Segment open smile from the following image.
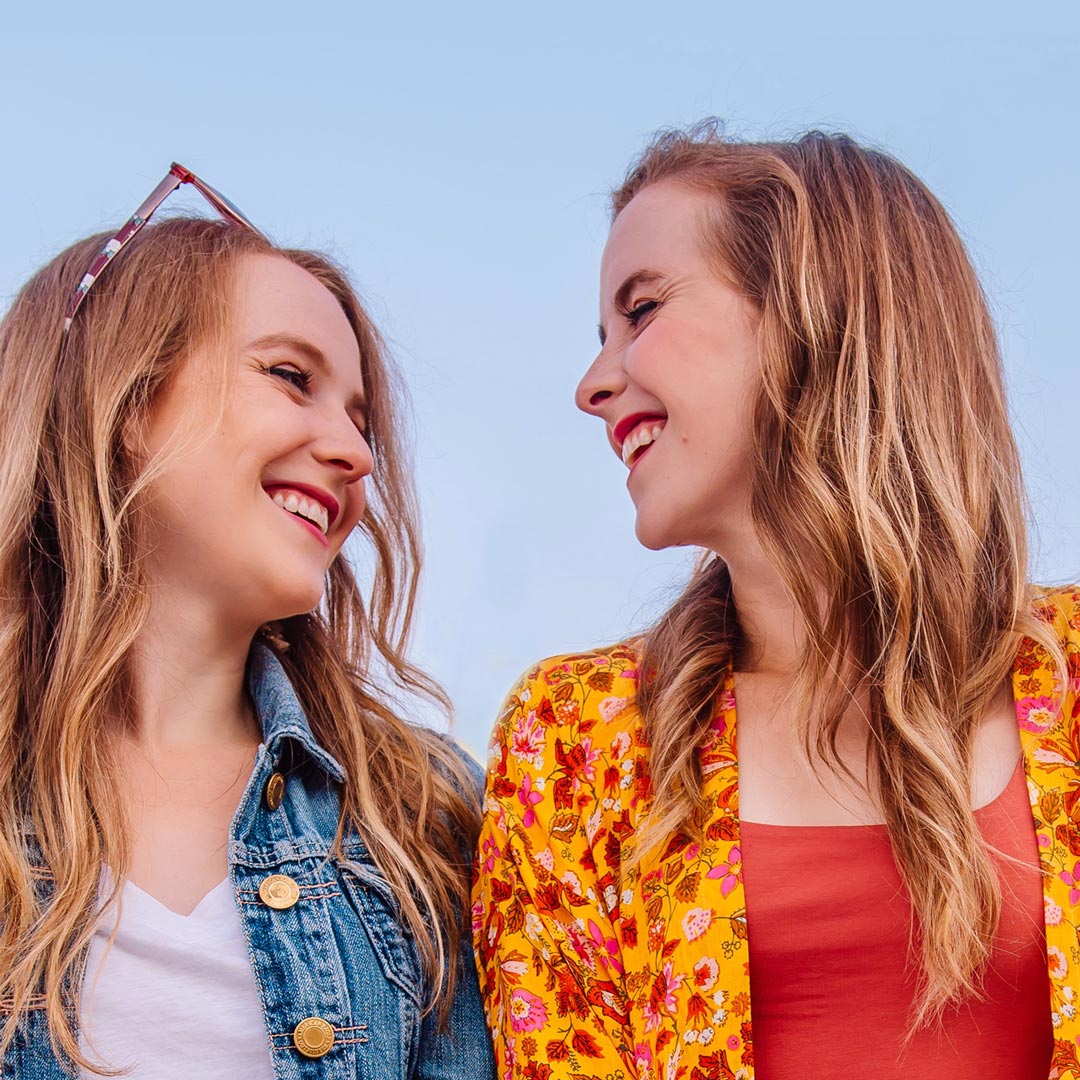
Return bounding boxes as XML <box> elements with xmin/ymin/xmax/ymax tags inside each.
<box><xmin>263</xmin><ymin>483</ymin><xmax>339</xmax><ymax>547</ymax></box>
<box><xmin>614</xmin><ymin>413</ymin><xmax>668</xmax><ymax>469</ymax></box>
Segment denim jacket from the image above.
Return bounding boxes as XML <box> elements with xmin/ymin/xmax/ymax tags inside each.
<box><xmin>6</xmin><ymin>644</ymin><xmax>496</xmax><ymax>1079</ymax></box>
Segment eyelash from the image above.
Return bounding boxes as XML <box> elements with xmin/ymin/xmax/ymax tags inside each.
<box><xmin>625</xmin><ymin>299</ymin><xmax>659</xmax><ymax>327</ymax></box>
<box><xmin>261</xmin><ymin>361</ymin><xmax>370</xmax><ymax>440</ymax></box>
<box><xmin>265</xmin><ymin>363</ymin><xmax>313</xmax><ymax>393</ymax></box>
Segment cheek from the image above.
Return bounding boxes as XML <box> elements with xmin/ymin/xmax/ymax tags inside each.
<box><xmin>330</xmin><ymin>481</ymin><xmax>367</xmax><ymax>557</ymax></box>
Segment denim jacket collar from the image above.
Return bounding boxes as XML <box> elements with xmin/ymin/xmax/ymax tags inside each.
<box><xmin>247</xmin><ymin>643</ymin><xmax>346</xmax><ymax>783</ymax></box>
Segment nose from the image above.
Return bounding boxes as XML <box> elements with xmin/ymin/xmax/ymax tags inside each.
<box><xmin>575</xmin><ymin>345</ymin><xmax>626</xmax><ymax>417</ymax></box>
<box><xmin>315</xmin><ymin>410</ymin><xmax>374</xmax><ymax>483</ymax></box>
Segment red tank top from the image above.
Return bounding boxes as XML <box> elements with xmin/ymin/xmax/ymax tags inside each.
<box><xmin>738</xmin><ymin>759</ymin><xmax>1051</xmax><ymax>1078</ymax></box>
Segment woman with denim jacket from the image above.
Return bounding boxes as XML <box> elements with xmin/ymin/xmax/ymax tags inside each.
<box><xmin>0</xmin><ymin>166</ymin><xmax>495</xmax><ymax>1079</ymax></box>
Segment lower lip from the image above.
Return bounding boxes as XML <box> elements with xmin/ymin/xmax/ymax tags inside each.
<box><xmin>272</xmin><ymin>499</ymin><xmax>330</xmax><ymax>548</ymax></box>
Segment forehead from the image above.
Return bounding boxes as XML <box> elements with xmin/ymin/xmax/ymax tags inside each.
<box><xmin>231</xmin><ymin>254</ymin><xmax>361</xmax><ymax>372</ymax></box>
<box><xmin>600</xmin><ymin>180</ymin><xmax>718</xmax><ymax>299</ymax></box>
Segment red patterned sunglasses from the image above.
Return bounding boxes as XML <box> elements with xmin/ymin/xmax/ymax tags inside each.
<box><xmin>63</xmin><ymin>162</ymin><xmax>265</xmax><ymax>333</ymax></box>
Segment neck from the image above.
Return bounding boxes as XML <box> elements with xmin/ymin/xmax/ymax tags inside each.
<box><xmin>127</xmin><ymin>586</ymin><xmax>260</xmax><ymax>751</ymax></box>
<box><xmin>719</xmin><ymin>531</ymin><xmax>809</xmax><ymax>677</ymax></box>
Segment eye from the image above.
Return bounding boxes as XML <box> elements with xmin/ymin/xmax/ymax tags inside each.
<box><xmin>625</xmin><ymin>299</ymin><xmax>659</xmax><ymax>327</ymax></box>
<box><xmin>265</xmin><ymin>363</ymin><xmax>313</xmax><ymax>393</ymax></box>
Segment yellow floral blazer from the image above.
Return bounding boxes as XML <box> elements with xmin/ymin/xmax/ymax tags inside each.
<box><xmin>472</xmin><ymin>588</ymin><xmax>1080</xmax><ymax>1080</ymax></box>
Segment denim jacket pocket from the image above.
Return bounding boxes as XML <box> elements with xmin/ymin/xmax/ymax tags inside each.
<box><xmin>337</xmin><ymin>856</ymin><xmax>424</xmax><ymax>1008</ymax></box>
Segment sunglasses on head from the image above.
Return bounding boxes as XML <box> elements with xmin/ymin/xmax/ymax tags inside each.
<box><xmin>63</xmin><ymin>162</ymin><xmax>265</xmax><ymax>333</ymax></box>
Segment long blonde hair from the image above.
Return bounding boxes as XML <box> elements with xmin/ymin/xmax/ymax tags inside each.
<box><xmin>0</xmin><ymin>218</ymin><xmax>479</xmax><ymax>1064</ymax></box>
<box><xmin>617</xmin><ymin>122</ymin><xmax>1062</xmax><ymax>1025</ymax></box>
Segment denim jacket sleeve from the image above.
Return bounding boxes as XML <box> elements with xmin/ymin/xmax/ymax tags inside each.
<box><xmin>415</xmin><ymin>912</ymin><xmax>496</xmax><ymax>1080</ymax></box>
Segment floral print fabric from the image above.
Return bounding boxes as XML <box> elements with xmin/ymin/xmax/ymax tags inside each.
<box><xmin>473</xmin><ymin>589</ymin><xmax>1080</xmax><ymax>1080</ymax></box>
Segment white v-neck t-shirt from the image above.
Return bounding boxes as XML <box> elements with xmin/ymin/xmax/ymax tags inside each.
<box><xmin>80</xmin><ymin>877</ymin><xmax>275</xmax><ymax>1079</ymax></box>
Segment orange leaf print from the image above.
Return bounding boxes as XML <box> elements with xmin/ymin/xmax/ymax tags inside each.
<box><xmin>675</xmin><ymin>871</ymin><xmax>701</xmax><ymax>903</ymax></box>
<box><xmin>587</xmin><ymin>670</ymin><xmax>614</xmax><ymax>693</ymax></box>
<box><xmin>585</xmin><ymin>979</ymin><xmax>631</xmax><ymax>1025</ymax></box>
<box><xmin>1052</xmin><ymin>1038</ymin><xmax>1080</xmax><ymax>1074</ymax></box>
<box><xmin>1042</xmin><ymin>790</ymin><xmax>1065</xmax><ymax>824</ymax></box>
<box><xmin>1057</xmin><ymin>822</ymin><xmax>1080</xmax><ymax>857</ymax></box>
<box><xmin>553</xmin><ymin>776</ymin><xmax>574</xmax><ymax>810</ymax></box>
<box><xmin>546</xmin><ymin>1041</ymin><xmax>570</xmax><ymax>1061</ymax></box>
<box><xmin>571</xmin><ymin>1029</ymin><xmax>603</xmax><ymax>1057</ymax></box>
<box><xmin>690</xmin><ymin>1052</ymin><xmax>737</xmax><ymax>1080</ymax></box>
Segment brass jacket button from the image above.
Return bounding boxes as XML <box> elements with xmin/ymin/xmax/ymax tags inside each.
<box><xmin>264</xmin><ymin>771</ymin><xmax>285</xmax><ymax>810</ymax></box>
<box><xmin>259</xmin><ymin>874</ymin><xmax>301</xmax><ymax>910</ymax></box>
<box><xmin>293</xmin><ymin>1016</ymin><xmax>335</xmax><ymax>1058</ymax></box>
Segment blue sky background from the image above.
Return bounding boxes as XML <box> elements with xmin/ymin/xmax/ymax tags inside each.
<box><xmin>1</xmin><ymin>22</ymin><xmax>1076</xmax><ymax>756</ymax></box>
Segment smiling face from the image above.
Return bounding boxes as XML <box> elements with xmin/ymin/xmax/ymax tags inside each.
<box><xmin>576</xmin><ymin>180</ymin><xmax>761</xmax><ymax>554</ymax></box>
<box><xmin>140</xmin><ymin>253</ymin><xmax>373</xmax><ymax>635</ymax></box>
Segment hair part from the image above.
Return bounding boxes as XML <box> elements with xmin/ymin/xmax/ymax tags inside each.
<box><xmin>618</xmin><ymin>120</ymin><xmax>1062</xmax><ymax>1026</ymax></box>
<box><xmin>0</xmin><ymin>218</ymin><xmax>478</xmax><ymax>1068</ymax></box>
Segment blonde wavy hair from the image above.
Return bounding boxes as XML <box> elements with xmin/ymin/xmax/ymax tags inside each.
<box><xmin>0</xmin><ymin>218</ymin><xmax>479</xmax><ymax>1065</ymax></box>
<box><xmin>618</xmin><ymin>122</ymin><xmax>1062</xmax><ymax>1026</ymax></box>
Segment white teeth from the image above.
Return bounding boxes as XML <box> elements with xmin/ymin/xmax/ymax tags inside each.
<box><xmin>269</xmin><ymin>489</ymin><xmax>330</xmax><ymax>535</ymax></box>
<box><xmin>620</xmin><ymin>422</ymin><xmax>666</xmax><ymax>467</ymax></box>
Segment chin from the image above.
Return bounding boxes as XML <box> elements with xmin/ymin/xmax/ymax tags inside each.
<box><xmin>256</xmin><ymin>577</ymin><xmax>328</xmax><ymax>623</ymax></box>
<box><xmin>633</xmin><ymin>513</ymin><xmax>681</xmax><ymax>552</ymax></box>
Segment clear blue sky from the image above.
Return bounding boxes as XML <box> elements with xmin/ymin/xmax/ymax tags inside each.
<box><xmin>1</xmin><ymin>23</ymin><xmax>1076</xmax><ymax>755</ymax></box>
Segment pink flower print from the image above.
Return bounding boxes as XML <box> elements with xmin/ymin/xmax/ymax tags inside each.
<box><xmin>509</xmin><ymin>709</ymin><xmax>546</xmax><ymax>768</ymax></box>
<box><xmin>1039</xmin><ymin>833</ymin><xmax>1052</xmax><ymax>848</ymax></box>
<box><xmin>591</xmin><ymin>920</ymin><xmax>626</xmax><ymax>980</ymax></box>
<box><xmin>508</xmin><ymin>988</ymin><xmax>549</xmax><ymax>1032</ymax></box>
<box><xmin>1061</xmin><ymin>862</ymin><xmax>1080</xmax><ymax>906</ymax></box>
<box><xmin>634</xmin><ymin>1042</ymin><xmax>654</xmax><ymax>1073</ymax></box>
<box><xmin>642</xmin><ymin>997</ymin><xmax>662</xmax><ymax>1033</ymax></box>
<box><xmin>658</xmin><ymin>961</ymin><xmax>684</xmax><ymax>1013</ymax></box>
<box><xmin>693</xmin><ymin>956</ymin><xmax>719</xmax><ymax>992</ymax></box>
<box><xmin>601</xmin><ymin>696</ymin><xmax>631</xmax><ymax>723</ymax></box>
<box><xmin>517</xmin><ymin>774</ymin><xmax>542</xmax><ymax>829</ymax></box>
<box><xmin>587</xmin><ymin>919</ymin><xmax>625</xmax><ymax>974</ymax></box>
<box><xmin>681</xmin><ymin>907</ymin><xmax>714</xmax><ymax>942</ymax></box>
<box><xmin>707</xmin><ymin>846</ymin><xmax>742</xmax><ymax>898</ymax></box>
<box><xmin>609</xmin><ymin>729</ymin><xmax>632</xmax><ymax>759</ymax></box>
<box><xmin>1035</xmin><ymin>748</ymin><xmax>1071</xmax><ymax>766</ymax></box>
<box><xmin>565</xmin><ymin>921</ymin><xmax>592</xmax><ymax>967</ymax></box>
<box><xmin>1046</xmin><ymin>895</ymin><xmax>1064</xmax><ymax>926</ymax></box>
<box><xmin>727</xmin><ymin>1035</ymin><xmax>740</xmax><ymax>1051</ymax></box>
<box><xmin>1048</xmin><ymin>945</ymin><xmax>1069</xmax><ymax>981</ymax></box>
<box><xmin>684</xmin><ymin>843</ymin><xmax>701</xmax><ymax>863</ymax></box>
<box><xmin>544</xmin><ymin>663</ymin><xmax>572</xmax><ymax>685</ymax></box>
<box><xmin>471</xmin><ymin>899</ymin><xmax>483</xmax><ymax>935</ymax></box>
<box><xmin>579</xmin><ymin>736</ymin><xmax>601</xmax><ymax>782</ymax></box>
<box><xmin>480</xmin><ymin>833</ymin><xmax>500</xmax><ymax>874</ymax></box>
<box><xmin>1016</xmin><ymin>695</ymin><xmax>1058</xmax><ymax>733</ymax></box>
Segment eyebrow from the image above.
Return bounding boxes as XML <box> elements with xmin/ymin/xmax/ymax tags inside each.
<box><xmin>246</xmin><ymin>332</ymin><xmax>368</xmax><ymax>416</ymax></box>
<box><xmin>598</xmin><ymin>269</ymin><xmax>666</xmax><ymax>345</ymax></box>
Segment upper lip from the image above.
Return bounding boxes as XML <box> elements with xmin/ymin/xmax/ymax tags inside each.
<box><xmin>612</xmin><ymin>412</ymin><xmax>667</xmax><ymax>451</ymax></box>
<box><xmin>263</xmin><ymin>481</ymin><xmax>341</xmax><ymax>529</ymax></box>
